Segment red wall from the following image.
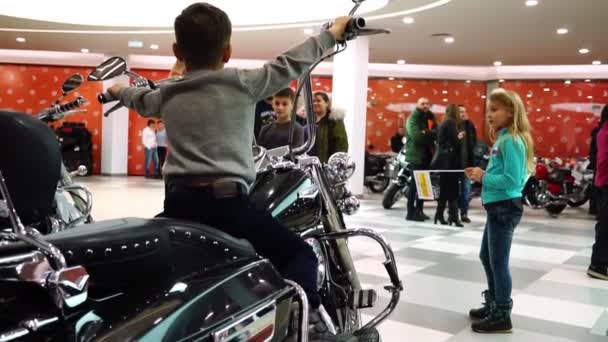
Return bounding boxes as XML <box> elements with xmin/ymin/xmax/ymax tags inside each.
<box><xmin>128</xmin><ymin>69</ymin><xmax>171</xmax><ymax>175</ymax></box>
<box><xmin>501</xmin><ymin>81</ymin><xmax>607</xmax><ymax>159</ymax></box>
<box><xmin>0</xmin><ymin>64</ymin><xmax>103</xmax><ymax>174</ymax></box>
<box><xmin>366</xmin><ymin>79</ymin><xmax>487</xmax><ymax>151</ymax></box>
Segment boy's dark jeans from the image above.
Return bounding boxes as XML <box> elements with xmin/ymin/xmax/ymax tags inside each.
<box><xmin>161</xmin><ymin>182</ymin><xmax>320</xmax><ymax>308</ymax></box>
<box><xmin>480</xmin><ymin>198</ymin><xmax>523</xmax><ymax>304</ymax></box>
<box><xmin>592</xmin><ymin>186</ymin><xmax>608</xmax><ymax>267</ymax></box>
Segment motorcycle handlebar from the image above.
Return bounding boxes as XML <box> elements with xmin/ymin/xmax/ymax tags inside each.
<box><xmin>38</xmin><ymin>96</ymin><xmax>87</xmax><ymax>122</ymax></box>
<box><xmin>97</xmin><ymin>91</ymin><xmax>116</xmax><ymax>104</ymax></box>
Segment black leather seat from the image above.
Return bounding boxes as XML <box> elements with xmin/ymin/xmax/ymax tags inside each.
<box><xmin>0</xmin><ymin>111</ymin><xmax>61</xmax><ymax>226</ymax></box>
<box><xmin>0</xmin><ymin>218</ymin><xmax>258</xmax><ymax>288</ymax></box>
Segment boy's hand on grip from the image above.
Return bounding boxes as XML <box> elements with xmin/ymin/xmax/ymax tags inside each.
<box><xmin>328</xmin><ymin>16</ymin><xmax>353</xmax><ymax>42</ymax></box>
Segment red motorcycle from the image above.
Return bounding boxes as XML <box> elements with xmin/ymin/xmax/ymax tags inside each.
<box><xmin>524</xmin><ymin>157</ymin><xmax>594</xmax><ymax>216</ymax></box>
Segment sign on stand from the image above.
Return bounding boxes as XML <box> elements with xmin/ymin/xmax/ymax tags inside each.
<box><xmin>413</xmin><ymin>170</ymin><xmax>465</xmax><ymax>201</ymax></box>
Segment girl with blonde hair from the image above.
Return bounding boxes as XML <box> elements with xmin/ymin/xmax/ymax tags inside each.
<box><xmin>465</xmin><ymin>88</ymin><xmax>534</xmax><ymax>333</ymax></box>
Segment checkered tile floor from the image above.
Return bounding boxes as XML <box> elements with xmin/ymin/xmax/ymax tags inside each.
<box><xmin>83</xmin><ymin>176</ymin><xmax>607</xmax><ymax>341</ymax></box>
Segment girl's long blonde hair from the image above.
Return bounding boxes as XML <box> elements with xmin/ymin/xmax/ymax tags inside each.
<box><xmin>489</xmin><ymin>88</ymin><xmax>535</xmax><ymax>174</ymax></box>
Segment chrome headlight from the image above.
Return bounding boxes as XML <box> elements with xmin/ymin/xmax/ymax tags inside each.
<box><xmin>339</xmin><ymin>194</ymin><xmax>360</xmax><ymax>215</ymax></box>
<box><xmin>327</xmin><ymin>152</ymin><xmax>355</xmax><ymax>184</ymax></box>
<box><xmin>305</xmin><ymin>238</ymin><xmax>326</xmax><ymax>290</ymax></box>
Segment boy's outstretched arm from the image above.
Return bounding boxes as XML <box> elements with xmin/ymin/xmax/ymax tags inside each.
<box><xmin>108</xmin><ymin>84</ymin><xmax>162</xmax><ymax>118</ymax></box>
<box><xmin>239</xmin><ymin>17</ymin><xmax>351</xmax><ymax>101</ymax></box>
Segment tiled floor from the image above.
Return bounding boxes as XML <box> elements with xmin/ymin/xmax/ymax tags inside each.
<box><xmin>80</xmin><ymin>176</ymin><xmax>607</xmax><ymax>342</ymax></box>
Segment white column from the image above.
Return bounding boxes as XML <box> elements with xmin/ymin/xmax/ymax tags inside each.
<box><xmin>101</xmin><ymin>75</ymin><xmax>129</xmax><ymax>175</ymax></box>
<box><xmin>331</xmin><ymin>37</ymin><xmax>369</xmax><ymax>196</ymax></box>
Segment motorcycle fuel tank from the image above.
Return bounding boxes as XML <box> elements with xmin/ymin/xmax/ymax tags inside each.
<box><xmin>249</xmin><ymin>168</ymin><xmax>322</xmax><ymax>232</ymax></box>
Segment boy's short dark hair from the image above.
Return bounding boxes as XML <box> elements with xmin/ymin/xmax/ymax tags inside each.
<box><xmin>174</xmin><ymin>3</ymin><xmax>232</xmax><ymax>68</ymax></box>
<box><xmin>273</xmin><ymin>88</ymin><xmax>295</xmax><ymax>103</ymax></box>
<box><xmin>147</xmin><ymin>120</ymin><xmax>155</xmax><ymax>126</ymax></box>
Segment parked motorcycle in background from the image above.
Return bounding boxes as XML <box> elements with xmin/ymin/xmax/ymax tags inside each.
<box><xmin>0</xmin><ymin>74</ymin><xmax>93</xmax><ymax>235</ymax></box>
<box><xmin>382</xmin><ymin>144</ymin><xmax>413</xmax><ymax>209</ymax></box>
<box><xmin>364</xmin><ymin>150</ymin><xmax>392</xmax><ymax>193</ymax></box>
<box><xmin>523</xmin><ymin>157</ymin><xmax>594</xmax><ymax>217</ymax></box>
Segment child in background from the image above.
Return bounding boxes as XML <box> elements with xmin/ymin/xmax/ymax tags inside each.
<box><xmin>257</xmin><ymin>88</ymin><xmax>304</xmax><ymax>149</ymax></box>
<box><xmin>465</xmin><ymin>88</ymin><xmax>534</xmax><ymax>333</ymax></box>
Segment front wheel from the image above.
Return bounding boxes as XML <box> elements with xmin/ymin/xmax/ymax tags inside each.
<box><xmin>382</xmin><ymin>182</ymin><xmax>403</xmax><ymax>209</ymax></box>
<box><xmin>368</xmin><ymin>177</ymin><xmax>389</xmax><ymax>193</ymax></box>
<box><xmin>546</xmin><ymin>203</ymin><xmax>567</xmax><ymax>217</ymax></box>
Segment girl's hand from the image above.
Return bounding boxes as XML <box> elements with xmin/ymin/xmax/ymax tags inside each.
<box><xmin>458</xmin><ymin>131</ymin><xmax>466</xmax><ymax>140</ymax></box>
<box><xmin>465</xmin><ymin>167</ymin><xmax>485</xmax><ymax>182</ymax></box>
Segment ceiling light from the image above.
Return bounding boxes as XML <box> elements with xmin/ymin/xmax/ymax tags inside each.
<box><xmin>588</xmin><ymin>96</ymin><xmax>593</xmax><ymax>99</ymax></box>
<box><xmin>396</xmin><ymin>59</ymin><xmax>406</xmax><ymax>65</ymax></box>
<box><xmin>536</xmin><ymin>109</ymin><xmax>541</xmax><ymax>112</ymax></box>
<box><xmin>443</xmin><ymin>98</ymin><xmax>448</xmax><ymax>102</ymax></box>
<box><xmin>402</xmin><ymin>17</ymin><xmax>415</xmax><ymax>24</ymax></box>
<box><xmin>16</xmin><ymin>37</ymin><xmax>26</xmax><ymax>43</ymax></box>
<box><xmin>585</xmin><ymin>79</ymin><xmax>591</xmax><ymax>82</ymax></box>
<box><xmin>499</xmin><ymin>79</ymin><xmax>505</xmax><ymax>83</ymax></box>
<box><xmin>403</xmin><ymin>93</ymin><xmax>409</xmax><ymax>97</ymax></box>
<box><xmin>564</xmin><ymin>80</ymin><xmax>571</xmax><ymax>85</ymax></box>
<box><xmin>556</xmin><ymin>28</ymin><xmax>568</xmax><ymax>35</ymax></box>
<box><xmin>481</xmin><ymin>95</ymin><xmax>486</xmax><ymax>99</ymax></box>
<box><xmin>494</xmin><ymin>61</ymin><xmax>502</xmax><ymax>66</ymax></box>
<box><xmin>396</xmin><ymin>84</ymin><xmax>404</xmax><ymax>88</ymax></box>
<box><xmin>527</xmin><ymin>94</ymin><xmax>533</xmax><ymax>98</ymax></box>
<box><xmin>128</xmin><ymin>40</ymin><xmax>144</xmax><ymax>48</ymax></box>
<box><xmin>303</xmin><ymin>28</ymin><xmax>314</xmax><ymax>35</ymax></box>
<box><xmin>592</xmin><ymin>60</ymin><xmax>601</xmax><ymax>65</ymax></box>
<box><xmin>444</xmin><ymin>37</ymin><xmax>455</xmax><ymax>44</ymax></box>
<box><xmin>388</xmin><ymin>77</ymin><xmax>395</xmax><ymax>80</ymax></box>
<box><xmin>543</xmin><ymin>88</ymin><xmax>550</xmax><ymax>92</ymax></box>
<box><xmin>466</xmin><ymin>80</ymin><xmax>471</xmax><ymax>83</ymax></box>
<box><xmin>579</xmin><ymin>48</ymin><xmax>590</xmax><ymax>54</ymax></box>
<box><xmin>150</xmin><ymin>44</ymin><xmax>159</xmax><ymax>50</ymax></box>
<box><xmin>80</xmin><ymin>48</ymin><xmax>89</xmax><ymax>53</ymax></box>
<box><xmin>525</xmin><ymin>0</ymin><xmax>539</xmax><ymax>7</ymax></box>
<box><xmin>442</xmin><ymin>90</ymin><xmax>448</xmax><ymax>94</ymax></box>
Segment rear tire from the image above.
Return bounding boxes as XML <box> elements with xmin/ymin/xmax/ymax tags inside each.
<box><xmin>382</xmin><ymin>183</ymin><xmax>402</xmax><ymax>209</ymax></box>
<box><xmin>568</xmin><ymin>186</ymin><xmax>590</xmax><ymax>207</ymax></box>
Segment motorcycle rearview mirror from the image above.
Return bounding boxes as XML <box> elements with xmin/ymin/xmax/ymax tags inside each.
<box><xmin>61</xmin><ymin>74</ymin><xmax>84</xmax><ymax>96</ymax></box>
<box><xmin>87</xmin><ymin>57</ymin><xmax>127</xmax><ymax>81</ymax></box>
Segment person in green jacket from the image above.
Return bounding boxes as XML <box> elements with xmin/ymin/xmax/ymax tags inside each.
<box><xmin>405</xmin><ymin>97</ymin><xmax>438</xmax><ymax>221</ymax></box>
<box><xmin>465</xmin><ymin>88</ymin><xmax>534</xmax><ymax>334</ymax></box>
<box><xmin>308</xmin><ymin>91</ymin><xmax>349</xmax><ymax>163</ymax></box>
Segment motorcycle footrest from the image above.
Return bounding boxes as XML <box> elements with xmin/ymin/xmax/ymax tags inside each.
<box><xmin>349</xmin><ymin>289</ymin><xmax>377</xmax><ymax>309</ymax></box>
<box><xmin>354</xmin><ymin>327</ymin><xmax>380</xmax><ymax>342</ymax></box>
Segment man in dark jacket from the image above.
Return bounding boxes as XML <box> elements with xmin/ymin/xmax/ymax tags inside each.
<box><xmin>390</xmin><ymin>127</ymin><xmax>406</xmax><ymax>153</ymax></box>
<box><xmin>405</xmin><ymin>97</ymin><xmax>438</xmax><ymax>221</ymax></box>
<box><xmin>458</xmin><ymin>105</ymin><xmax>477</xmax><ymax>223</ymax></box>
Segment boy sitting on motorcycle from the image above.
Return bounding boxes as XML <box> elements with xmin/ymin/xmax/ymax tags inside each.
<box><xmin>106</xmin><ymin>2</ymin><xmax>352</xmax><ymax>340</ymax></box>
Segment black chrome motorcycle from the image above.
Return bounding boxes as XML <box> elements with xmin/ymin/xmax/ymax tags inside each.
<box><xmin>0</xmin><ymin>5</ymin><xmax>399</xmax><ymax>342</ymax></box>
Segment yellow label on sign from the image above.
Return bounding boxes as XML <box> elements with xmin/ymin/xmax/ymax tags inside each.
<box><xmin>414</xmin><ymin>171</ymin><xmax>435</xmax><ymax>200</ymax></box>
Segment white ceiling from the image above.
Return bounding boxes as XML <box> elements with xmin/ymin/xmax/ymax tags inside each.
<box><xmin>1</xmin><ymin>0</ymin><xmax>607</xmax><ymax>66</ymax></box>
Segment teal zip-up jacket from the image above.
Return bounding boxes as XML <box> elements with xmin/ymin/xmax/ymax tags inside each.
<box><xmin>482</xmin><ymin>128</ymin><xmax>528</xmax><ymax>204</ymax></box>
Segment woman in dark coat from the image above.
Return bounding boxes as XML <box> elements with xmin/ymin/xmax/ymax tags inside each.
<box><xmin>434</xmin><ymin>104</ymin><xmax>465</xmax><ymax>227</ymax></box>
